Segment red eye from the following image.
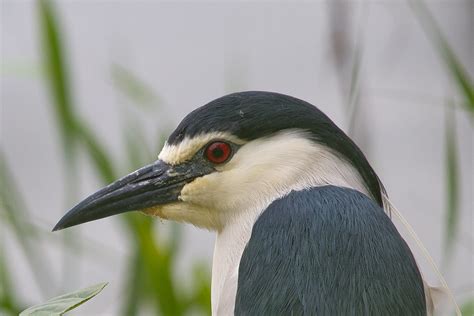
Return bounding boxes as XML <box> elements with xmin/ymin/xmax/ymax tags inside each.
<box><xmin>205</xmin><ymin>141</ymin><xmax>232</xmax><ymax>164</ymax></box>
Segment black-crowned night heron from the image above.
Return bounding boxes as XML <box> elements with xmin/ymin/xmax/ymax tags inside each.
<box><xmin>54</xmin><ymin>91</ymin><xmax>428</xmax><ymax>315</ymax></box>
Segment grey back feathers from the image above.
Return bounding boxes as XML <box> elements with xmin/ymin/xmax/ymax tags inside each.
<box><xmin>168</xmin><ymin>91</ymin><xmax>385</xmax><ymax>206</ymax></box>
<box><xmin>235</xmin><ymin>186</ymin><xmax>426</xmax><ymax>315</ymax></box>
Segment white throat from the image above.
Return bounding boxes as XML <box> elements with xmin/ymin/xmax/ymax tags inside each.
<box><xmin>209</xmin><ymin>130</ymin><xmax>371</xmax><ymax>315</ymax></box>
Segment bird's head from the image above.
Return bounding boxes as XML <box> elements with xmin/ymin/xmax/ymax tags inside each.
<box><xmin>53</xmin><ymin>91</ymin><xmax>384</xmax><ymax>232</ymax></box>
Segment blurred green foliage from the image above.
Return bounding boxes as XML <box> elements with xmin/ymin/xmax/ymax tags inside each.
<box><xmin>410</xmin><ymin>0</ymin><xmax>473</xmax><ymax>263</ymax></box>
<box><xmin>1</xmin><ymin>0</ymin><xmax>211</xmax><ymax>315</ymax></box>
<box><xmin>443</xmin><ymin>106</ymin><xmax>459</xmax><ymax>258</ymax></box>
<box><xmin>111</xmin><ymin>63</ymin><xmax>161</xmax><ymax>108</ymax></box>
<box><xmin>1</xmin><ymin>0</ymin><xmax>472</xmax><ymax>315</ymax></box>
<box><xmin>0</xmin><ymin>153</ymin><xmax>56</xmax><ymax>312</ymax></box>
<box><xmin>460</xmin><ymin>298</ymin><xmax>474</xmax><ymax>316</ymax></box>
<box><xmin>410</xmin><ymin>0</ymin><xmax>474</xmax><ymax>115</ymax></box>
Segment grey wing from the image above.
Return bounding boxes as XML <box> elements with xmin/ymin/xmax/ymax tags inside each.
<box><xmin>234</xmin><ymin>186</ymin><xmax>426</xmax><ymax>316</ymax></box>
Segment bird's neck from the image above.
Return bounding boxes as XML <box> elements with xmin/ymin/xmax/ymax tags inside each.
<box><xmin>210</xmin><ymin>139</ymin><xmax>375</xmax><ymax>314</ymax></box>
<box><xmin>212</xmin><ymin>208</ymin><xmax>262</xmax><ymax>315</ymax></box>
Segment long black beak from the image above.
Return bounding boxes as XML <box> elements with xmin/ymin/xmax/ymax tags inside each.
<box><xmin>53</xmin><ymin>159</ymin><xmax>208</xmax><ymax>231</ymax></box>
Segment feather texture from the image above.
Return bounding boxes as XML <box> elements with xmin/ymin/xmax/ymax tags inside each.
<box><xmin>235</xmin><ymin>186</ymin><xmax>426</xmax><ymax>315</ymax></box>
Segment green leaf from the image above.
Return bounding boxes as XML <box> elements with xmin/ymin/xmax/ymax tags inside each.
<box><xmin>189</xmin><ymin>263</ymin><xmax>212</xmax><ymax>315</ymax></box>
<box><xmin>0</xmin><ymin>153</ymin><xmax>54</xmax><ymax>298</ymax></box>
<box><xmin>122</xmin><ymin>115</ymin><xmax>154</xmax><ymax>170</ymax></box>
<box><xmin>75</xmin><ymin>121</ymin><xmax>117</xmax><ymax>184</ymax></box>
<box><xmin>346</xmin><ymin>33</ymin><xmax>364</xmax><ymax>135</ymax></box>
<box><xmin>460</xmin><ymin>298</ymin><xmax>474</xmax><ymax>316</ymax></box>
<box><xmin>38</xmin><ymin>0</ymin><xmax>77</xmax><ymax>148</ymax></box>
<box><xmin>443</xmin><ymin>106</ymin><xmax>459</xmax><ymax>258</ymax></box>
<box><xmin>410</xmin><ymin>0</ymin><xmax>474</xmax><ymax>115</ymax></box>
<box><xmin>38</xmin><ymin>0</ymin><xmax>82</xmax><ymax>288</ymax></box>
<box><xmin>20</xmin><ymin>283</ymin><xmax>108</xmax><ymax>316</ymax></box>
<box><xmin>121</xmin><ymin>250</ymin><xmax>145</xmax><ymax>316</ymax></box>
<box><xmin>111</xmin><ymin>64</ymin><xmax>160</xmax><ymax>108</ymax></box>
<box><xmin>0</xmin><ymin>229</ymin><xmax>22</xmax><ymax>315</ymax></box>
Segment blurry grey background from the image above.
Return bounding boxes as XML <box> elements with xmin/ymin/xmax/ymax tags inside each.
<box><xmin>1</xmin><ymin>0</ymin><xmax>473</xmax><ymax>315</ymax></box>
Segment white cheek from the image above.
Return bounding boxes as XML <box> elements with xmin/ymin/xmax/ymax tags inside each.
<box><xmin>194</xmin><ymin>131</ymin><xmax>370</xmax><ymax>223</ymax></box>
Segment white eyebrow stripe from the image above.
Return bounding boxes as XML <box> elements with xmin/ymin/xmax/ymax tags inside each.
<box><xmin>158</xmin><ymin>132</ymin><xmax>246</xmax><ymax>165</ymax></box>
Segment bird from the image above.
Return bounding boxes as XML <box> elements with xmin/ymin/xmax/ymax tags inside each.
<box><xmin>54</xmin><ymin>91</ymin><xmax>428</xmax><ymax>315</ymax></box>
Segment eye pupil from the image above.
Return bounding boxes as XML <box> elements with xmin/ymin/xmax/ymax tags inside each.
<box><xmin>205</xmin><ymin>141</ymin><xmax>232</xmax><ymax>164</ymax></box>
<box><xmin>213</xmin><ymin>148</ymin><xmax>223</xmax><ymax>157</ymax></box>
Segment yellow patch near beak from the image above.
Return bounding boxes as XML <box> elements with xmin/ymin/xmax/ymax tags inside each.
<box><xmin>141</xmin><ymin>200</ymin><xmax>221</xmax><ymax>230</ymax></box>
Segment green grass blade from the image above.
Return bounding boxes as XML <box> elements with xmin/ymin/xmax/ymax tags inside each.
<box><xmin>122</xmin><ymin>114</ymin><xmax>154</xmax><ymax>170</ymax></box>
<box><xmin>121</xmin><ymin>250</ymin><xmax>145</xmax><ymax>316</ymax></box>
<box><xmin>126</xmin><ymin>216</ymin><xmax>186</xmax><ymax>315</ymax></box>
<box><xmin>111</xmin><ymin>64</ymin><xmax>160</xmax><ymax>109</ymax></box>
<box><xmin>140</xmin><ymin>223</ymin><xmax>181</xmax><ymax>315</ymax></box>
<box><xmin>37</xmin><ymin>0</ymin><xmax>80</xmax><ymax>204</ymax></box>
<box><xmin>38</xmin><ymin>0</ymin><xmax>80</xmax><ymax>206</ymax></box>
<box><xmin>0</xmin><ymin>230</ymin><xmax>23</xmax><ymax>315</ymax></box>
<box><xmin>443</xmin><ymin>106</ymin><xmax>459</xmax><ymax>258</ymax></box>
<box><xmin>188</xmin><ymin>263</ymin><xmax>212</xmax><ymax>315</ymax></box>
<box><xmin>167</xmin><ymin>223</ymin><xmax>182</xmax><ymax>261</ymax></box>
<box><xmin>38</xmin><ymin>0</ymin><xmax>77</xmax><ymax>147</ymax></box>
<box><xmin>19</xmin><ymin>282</ymin><xmax>107</xmax><ymax>316</ymax></box>
<box><xmin>35</xmin><ymin>2</ymin><xmax>206</xmax><ymax>315</ymax></box>
<box><xmin>346</xmin><ymin>38</ymin><xmax>363</xmax><ymax>135</ymax></box>
<box><xmin>37</xmin><ymin>0</ymin><xmax>82</xmax><ymax>291</ymax></box>
<box><xmin>75</xmin><ymin>122</ymin><xmax>117</xmax><ymax>183</ymax></box>
<box><xmin>460</xmin><ymin>298</ymin><xmax>474</xmax><ymax>316</ymax></box>
<box><xmin>0</xmin><ymin>153</ymin><xmax>55</xmax><ymax>298</ymax></box>
<box><xmin>410</xmin><ymin>0</ymin><xmax>474</xmax><ymax>114</ymax></box>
